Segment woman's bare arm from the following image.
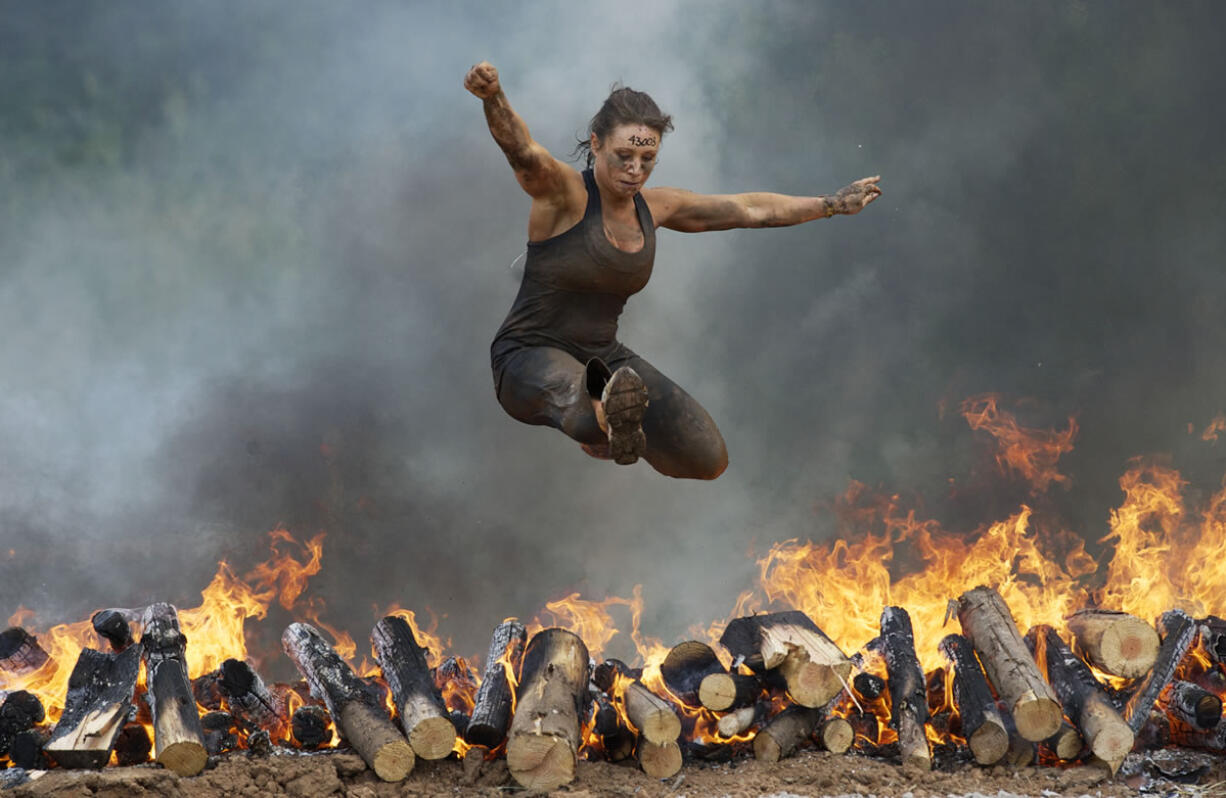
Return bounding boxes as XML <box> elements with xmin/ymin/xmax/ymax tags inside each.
<box><xmin>464</xmin><ymin>61</ymin><xmax>576</xmax><ymax>202</ymax></box>
<box><xmin>644</xmin><ymin>176</ymin><xmax>882</xmax><ymax>233</ymax></box>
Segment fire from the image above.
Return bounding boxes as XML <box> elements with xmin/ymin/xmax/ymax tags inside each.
<box><xmin>960</xmin><ymin>394</ymin><xmax>1077</xmax><ymax>493</ymax></box>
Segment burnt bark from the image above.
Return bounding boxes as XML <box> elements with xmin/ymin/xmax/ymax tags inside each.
<box><xmin>371</xmin><ymin>616</ymin><xmax>454</xmax><ymax>760</ymax></box>
<box><xmin>219</xmin><ymin>658</ymin><xmax>286</xmax><ymax>740</ymax></box>
<box><xmin>1123</xmin><ymin>609</ymin><xmax>1197</xmax><ymax>734</ymax></box>
<box><xmin>872</xmin><ymin>607</ymin><xmax>930</xmax><ymax>770</ymax></box>
<box><xmin>291</xmin><ymin>705</ymin><xmax>332</xmax><ymax>749</ymax></box>
<box><xmin>720</xmin><ymin>611</ymin><xmax>851</xmax><ymax>708</ymax></box>
<box><xmin>90</xmin><ymin>609</ymin><xmax>140</xmax><ymax>653</ymax></box>
<box><xmin>660</xmin><ymin>640</ymin><xmax>724</xmax><ymax>708</ymax></box>
<box><xmin>44</xmin><ymin>645</ymin><xmax>142</xmax><ymax>768</ymax></box>
<box><xmin>938</xmin><ymin>633</ymin><xmax>1008</xmax><ymax>766</ymax></box>
<box><xmin>140</xmin><ymin>603</ymin><xmax>207</xmax><ymax>776</ymax></box>
<box><xmin>0</xmin><ymin>628</ymin><xmax>48</xmax><ymax>676</ymax></box>
<box><xmin>465</xmin><ymin>619</ymin><xmax>526</xmax><ymax>749</ymax></box>
<box><xmin>1158</xmin><ymin>680</ymin><xmax>1222</xmax><ymax>730</ymax></box>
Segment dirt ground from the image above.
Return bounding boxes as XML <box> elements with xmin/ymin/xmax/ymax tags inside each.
<box><xmin>5</xmin><ymin>746</ymin><xmax>1224</xmax><ymax>798</ymax></box>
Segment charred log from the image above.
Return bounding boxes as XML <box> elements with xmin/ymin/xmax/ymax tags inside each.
<box><xmin>720</xmin><ymin>611</ymin><xmax>851</xmax><ymax>708</ymax></box>
<box><xmin>0</xmin><ymin>628</ymin><xmax>48</xmax><ymax>676</ymax></box>
<box><xmin>592</xmin><ymin>692</ymin><xmax>634</xmax><ymax>762</ymax></box>
<box><xmin>752</xmin><ymin>705</ymin><xmax>822</xmax><ymax>762</ymax></box>
<box><xmin>8</xmin><ymin>727</ymin><xmax>49</xmax><ymax>770</ymax></box>
<box><xmin>938</xmin><ymin>633</ymin><xmax>1008</xmax><ymax>765</ymax></box>
<box><xmin>0</xmin><ymin>691</ymin><xmax>44</xmax><ymax>756</ymax></box>
<box><xmin>1158</xmin><ymin>680</ymin><xmax>1222</xmax><ymax>730</ymax></box>
<box><xmin>660</xmin><ymin>640</ymin><xmax>726</xmax><ymax>710</ymax></box>
<box><xmin>1123</xmin><ymin>609</ymin><xmax>1197</xmax><ymax>734</ymax></box>
<box><xmin>505</xmin><ymin>628</ymin><xmax>589</xmax><ymax>791</ymax></box>
<box><xmin>1200</xmin><ymin>615</ymin><xmax>1226</xmax><ymax>665</ymax></box>
<box><xmin>464</xmin><ymin>619</ymin><xmax>526</xmax><ymax>749</ymax></box>
<box><xmin>1066</xmin><ymin>609</ymin><xmax>1159</xmax><ymax>679</ymax></box>
<box><xmin>140</xmin><ymin>603</ymin><xmax>207</xmax><ymax>776</ymax></box>
<box><xmin>283</xmin><ymin>621</ymin><xmax>414</xmax><ymax>781</ymax></box>
<box><xmin>853</xmin><ymin>671</ymin><xmax>886</xmax><ymax>702</ymax></box>
<box><xmin>44</xmin><ymin>645</ymin><xmax>141</xmax><ymax>768</ymax></box>
<box><xmin>292</xmin><ymin>705</ymin><xmax>332</xmax><ymax>749</ymax></box>
<box><xmin>191</xmin><ymin>670</ymin><xmax>223</xmax><ymax>711</ymax></box>
<box><xmin>200</xmin><ymin>711</ymin><xmax>238</xmax><ymax>756</ymax></box>
<box><xmin>371</xmin><ymin>616</ymin><xmax>455</xmax><ymax>760</ymax></box>
<box><xmin>957</xmin><ymin>586</ymin><xmax>1062</xmax><ymax>741</ymax></box>
<box><xmin>1026</xmin><ymin>624</ymin><xmax>1132</xmax><ymax>772</ymax></box>
<box><xmin>592</xmin><ymin>658</ymin><xmax>640</xmax><ymax>693</ymax></box>
<box><xmin>90</xmin><ymin>609</ymin><xmax>139</xmax><ymax>653</ymax></box>
<box><xmin>872</xmin><ymin>607</ymin><xmax>930</xmax><ymax>770</ymax></box>
<box><xmin>114</xmin><ymin>722</ymin><xmax>152</xmax><ymax>766</ymax></box>
<box><xmin>219</xmin><ymin>658</ymin><xmax>285</xmax><ymax>740</ymax></box>
<box><xmin>623</xmin><ymin>681</ymin><xmax>681</xmax><ymax>744</ymax></box>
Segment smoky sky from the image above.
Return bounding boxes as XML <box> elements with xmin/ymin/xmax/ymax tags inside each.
<box><xmin>2</xmin><ymin>1</ymin><xmax>1225</xmax><ymax>668</ymax></box>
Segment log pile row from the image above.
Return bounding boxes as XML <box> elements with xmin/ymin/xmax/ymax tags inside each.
<box><xmin>3</xmin><ymin>586</ymin><xmax>1226</xmax><ymax>789</ymax></box>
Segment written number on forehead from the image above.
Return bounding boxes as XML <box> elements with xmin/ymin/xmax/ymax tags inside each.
<box><xmin>628</xmin><ymin>134</ymin><xmax>656</xmax><ymax>147</ymax></box>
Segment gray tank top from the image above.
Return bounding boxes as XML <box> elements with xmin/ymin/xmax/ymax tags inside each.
<box><xmin>492</xmin><ymin>169</ymin><xmax>655</xmax><ymax>358</ymax></box>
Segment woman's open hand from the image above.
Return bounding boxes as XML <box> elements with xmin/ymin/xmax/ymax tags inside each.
<box><xmin>464</xmin><ymin>62</ymin><xmax>501</xmax><ymax>100</ymax></box>
<box><xmin>829</xmin><ymin>176</ymin><xmax>882</xmax><ymax>215</ymax></box>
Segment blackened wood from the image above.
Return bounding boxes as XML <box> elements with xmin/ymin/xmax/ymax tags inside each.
<box><xmin>114</xmin><ymin>722</ymin><xmax>152</xmax><ymax>766</ymax></box>
<box><xmin>1159</xmin><ymin>680</ymin><xmax>1222</xmax><ymax>730</ymax></box>
<box><xmin>0</xmin><ymin>691</ymin><xmax>45</xmax><ymax>755</ymax></box>
<box><xmin>140</xmin><ymin>603</ymin><xmax>207</xmax><ymax>776</ymax></box>
<box><xmin>847</xmin><ymin>708</ymin><xmax>879</xmax><ymax>750</ymax></box>
<box><xmin>219</xmin><ymin>658</ymin><xmax>286</xmax><ymax>740</ymax></box>
<box><xmin>200</xmin><ymin>711</ymin><xmax>237</xmax><ymax>756</ymax></box>
<box><xmin>465</xmin><ymin>619</ymin><xmax>526</xmax><ymax>748</ymax></box>
<box><xmin>91</xmin><ymin>609</ymin><xmax>138</xmax><ymax>652</ymax></box>
<box><xmin>873</xmin><ymin>607</ymin><xmax>930</xmax><ymax>770</ymax></box>
<box><xmin>505</xmin><ymin>628</ymin><xmax>589</xmax><ymax>790</ymax></box>
<box><xmin>752</xmin><ymin>705</ymin><xmax>822</xmax><ymax>762</ymax></box>
<box><xmin>1200</xmin><ymin>615</ymin><xmax>1226</xmax><ymax>665</ymax></box>
<box><xmin>372</xmin><ymin>616</ymin><xmax>454</xmax><ymax>760</ymax></box>
<box><xmin>1025</xmin><ymin>624</ymin><xmax>1132</xmax><ymax>771</ymax></box>
<box><xmin>292</xmin><ymin>705</ymin><xmax>332</xmax><ymax>749</ymax></box>
<box><xmin>191</xmin><ymin>670</ymin><xmax>223</xmax><ymax>711</ymax></box>
<box><xmin>247</xmin><ymin>728</ymin><xmax>273</xmax><ymax>756</ymax></box>
<box><xmin>853</xmin><ymin>672</ymin><xmax>885</xmax><ymax>701</ymax></box>
<box><xmin>957</xmin><ymin>586</ymin><xmax>1062</xmax><ymax>741</ymax></box>
<box><xmin>623</xmin><ymin>681</ymin><xmax>680</xmax><ymax>744</ymax></box>
<box><xmin>591</xmin><ymin>658</ymin><xmax>639</xmax><ymax>693</ymax></box>
<box><xmin>720</xmin><ymin>611</ymin><xmax>851</xmax><ymax>708</ymax></box>
<box><xmin>938</xmin><ymin>633</ymin><xmax>1008</xmax><ymax>765</ymax></box>
<box><xmin>637</xmin><ymin>737</ymin><xmax>682</xmax><ymax>779</ymax></box>
<box><xmin>448</xmin><ymin>710</ymin><xmax>469</xmax><ymax>737</ymax></box>
<box><xmin>283</xmin><ymin>621</ymin><xmax>414</xmax><ymax>781</ymax></box>
<box><xmin>0</xmin><ymin>628</ymin><xmax>48</xmax><ymax>675</ymax></box>
<box><xmin>1124</xmin><ymin>609</ymin><xmax>1197</xmax><ymax>734</ymax></box>
<box><xmin>590</xmin><ymin>692</ymin><xmax>631</xmax><ymax>761</ymax></box>
<box><xmin>44</xmin><ymin>645</ymin><xmax>141</xmax><ymax>768</ymax></box>
<box><xmin>8</xmin><ymin>727</ymin><xmax>49</xmax><ymax>770</ymax></box>
<box><xmin>661</xmin><ymin>640</ymin><xmax>724</xmax><ymax>708</ymax></box>
<box><xmin>1066</xmin><ymin>609</ymin><xmax>1159</xmax><ymax>679</ymax></box>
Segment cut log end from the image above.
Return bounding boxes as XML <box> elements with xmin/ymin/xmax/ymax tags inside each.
<box><xmin>156</xmin><ymin>739</ymin><xmax>207</xmax><ymax>776</ymax></box>
<box><xmin>1089</xmin><ymin>723</ymin><xmax>1133</xmax><ymax>771</ymax></box>
<box><xmin>779</xmin><ymin>656</ymin><xmax>848</xmax><ymax>708</ymax></box>
<box><xmin>752</xmin><ymin>730</ymin><xmax>785</xmax><ymax>763</ymax></box>
<box><xmin>638</xmin><ymin>738</ymin><xmax>682</xmax><ymax>779</ymax></box>
<box><xmin>967</xmin><ymin>719</ymin><xmax>1009</xmax><ymax>765</ymax></box>
<box><xmin>408</xmin><ymin>715</ymin><xmax>457</xmax><ymax>760</ymax></box>
<box><xmin>507</xmin><ymin>734</ymin><xmax>576</xmax><ymax>791</ymax></box>
<box><xmin>370</xmin><ymin>739</ymin><xmax>415</xmax><ymax>782</ymax></box>
<box><xmin>698</xmin><ymin>673</ymin><xmax>737</xmax><ymax>711</ymax></box>
<box><xmin>1099</xmin><ymin>620</ymin><xmax>1160</xmax><ymax>679</ymax></box>
<box><xmin>1011</xmin><ymin>696</ymin><xmax>1063</xmax><ymax>742</ymax></box>
<box><xmin>820</xmin><ymin>717</ymin><xmax>854</xmax><ymax>754</ymax></box>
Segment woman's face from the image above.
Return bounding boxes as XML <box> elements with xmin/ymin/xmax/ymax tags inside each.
<box><xmin>592</xmin><ymin>123</ymin><xmax>660</xmax><ymax>198</ymax></box>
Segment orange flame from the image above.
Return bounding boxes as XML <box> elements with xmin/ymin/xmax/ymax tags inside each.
<box><xmin>960</xmin><ymin>394</ymin><xmax>1077</xmax><ymax>493</ymax></box>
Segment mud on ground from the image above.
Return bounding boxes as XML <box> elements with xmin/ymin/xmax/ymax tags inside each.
<box><xmin>3</xmin><ymin>748</ymin><xmax>1222</xmax><ymax>798</ymax></box>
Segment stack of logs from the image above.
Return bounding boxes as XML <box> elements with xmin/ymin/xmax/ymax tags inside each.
<box><xmin>3</xmin><ymin>585</ymin><xmax>1226</xmax><ymax>790</ymax></box>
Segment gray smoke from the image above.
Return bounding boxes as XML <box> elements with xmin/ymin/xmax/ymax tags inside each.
<box><xmin>2</xmin><ymin>1</ymin><xmax>1224</xmax><ymax>668</ymax></box>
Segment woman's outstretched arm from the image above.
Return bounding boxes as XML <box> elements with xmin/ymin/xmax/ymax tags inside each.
<box><xmin>464</xmin><ymin>61</ymin><xmax>575</xmax><ymax>201</ymax></box>
<box><xmin>644</xmin><ymin>176</ymin><xmax>882</xmax><ymax>232</ymax></box>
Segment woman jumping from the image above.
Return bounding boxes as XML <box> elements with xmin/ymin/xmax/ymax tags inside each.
<box><xmin>466</xmin><ymin>61</ymin><xmax>881</xmax><ymax>480</ymax></box>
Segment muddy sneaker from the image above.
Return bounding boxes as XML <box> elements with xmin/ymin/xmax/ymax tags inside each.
<box><xmin>601</xmin><ymin>366</ymin><xmax>649</xmax><ymax>465</ymax></box>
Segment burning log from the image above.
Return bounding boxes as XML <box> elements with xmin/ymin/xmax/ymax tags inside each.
<box><xmin>1123</xmin><ymin>609</ymin><xmax>1197</xmax><ymax>734</ymax></box>
<box><xmin>505</xmin><ymin>628</ymin><xmax>589</xmax><ymax>791</ymax></box>
<box><xmin>938</xmin><ymin>633</ymin><xmax>1008</xmax><ymax>765</ymax></box>
<box><xmin>1199</xmin><ymin>615</ymin><xmax>1226</xmax><ymax>665</ymax></box>
<box><xmin>637</xmin><ymin>737</ymin><xmax>682</xmax><ymax>779</ymax></box>
<box><xmin>465</xmin><ymin>619</ymin><xmax>526</xmax><ymax>749</ymax></box>
<box><xmin>819</xmin><ymin>716</ymin><xmax>854</xmax><ymax>754</ymax></box>
<box><xmin>0</xmin><ymin>627</ymin><xmax>48</xmax><ymax>675</ymax></box>
<box><xmin>957</xmin><ymin>586</ymin><xmax>1062</xmax><ymax>741</ymax></box>
<box><xmin>283</xmin><ymin>622</ymin><xmax>414</xmax><ymax>781</ymax></box>
<box><xmin>661</xmin><ymin>640</ymin><xmax>758</xmax><ymax>712</ymax></box>
<box><xmin>624</xmin><ymin>680</ymin><xmax>681</xmax><ymax>744</ymax></box>
<box><xmin>592</xmin><ymin>658</ymin><xmax>640</xmax><ymax>692</ymax></box>
<box><xmin>44</xmin><ymin>645</ymin><xmax>141</xmax><ymax>768</ymax></box>
<box><xmin>592</xmin><ymin>692</ymin><xmax>634</xmax><ymax>762</ymax></box>
<box><xmin>8</xmin><ymin>726</ymin><xmax>50</xmax><ymax>770</ymax></box>
<box><xmin>716</xmin><ymin>701</ymin><xmax>767</xmax><ymax>738</ymax></box>
<box><xmin>1158</xmin><ymin>680</ymin><xmax>1222</xmax><ymax>730</ymax></box>
<box><xmin>0</xmin><ymin>691</ymin><xmax>45</xmax><ymax>756</ymax></box>
<box><xmin>1065</xmin><ymin>609</ymin><xmax>1159</xmax><ymax>679</ymax></box>
<box><xmin>872</xmin><ymin>607</ymin><xmax>930</xmax><ymax>770</ymax></box>
<box><xmin>720</xmin><ymin>611</ymin><xmax>851</xmax><ymax>708</ymax></box>
<box><xmin>200</xmin><ymin>711</ymin><xmax>238</xmax><ymax>756</ymax></box>
<box><xmin>191</xmin><ymin>670</ymin><xmax>223</xmax><ymax>711</ymax></box>
<box><xmin>752</xmin><ymin>705</ymin><xmax>822</xmax><ymax>762</ymax></box>
<box><xmin>218</xmin><ymin>658</ymin><xmax>285</xmax><ymax>740</ymax></box>
<box><xmin>90</xmin><ymin>609</ymin><xmax>139</xmax><ymax>652</ymax></box>
<box><xmin>853</xmin><ymin>672</ymin><xmax>886</xmax><ymax>701</ymax></box>
<box><xmin>140</xmin><ymin>603</ymin><xmax>207</xmax><ymax>776</ymax></box>
<box><xmin>1026</xmin><ymin>624</ymin><xmax>1133</xmax><ymax>772</ymax></box>
<box><xmin>371</xmin><ymin>616</ymin><xmax>455</xmax><ymax>760</ymax></box>
<box><xmin>114</xmin><ymin>722</ymin><xmax>152</xmax><ymax>766</ymax></box>
<box><xmin>292</xmin><ymin>705</ymin><xmax>332</xmax><ymax>749</ymax></box>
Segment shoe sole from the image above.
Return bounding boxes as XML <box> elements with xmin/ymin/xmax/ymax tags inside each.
<box><xmin>603</xmin><ymin>367</ymin><xmax>648</xmax><ymax>465</ymax></box>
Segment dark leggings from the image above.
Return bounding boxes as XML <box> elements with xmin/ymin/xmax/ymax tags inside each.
<box><xmin>494</xmin><ymin>345</ymin><xmax>728</xmax><ymax>480</ymax></box>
